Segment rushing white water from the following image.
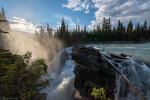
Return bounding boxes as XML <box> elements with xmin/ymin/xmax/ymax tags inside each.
<box><xmin>43</xmin><ymin>43</ymin><xmax>150</xmax><ymax>100</ymax></box>
<box><xmin>112</xmin><ymin>57</ymin><xmax>150</xmax><ymax>100</ymax></box>
<box><xmin>42</xmin><ymin>47</ymin><xmax>75</xmax><ymax>100</ymax></box>
<box><xmin>89</xmin><ymin>43</ymin><xmax>150</xmax><ymax>99</ymax></box>
<box><xmin>95</xmin><ymin>43</ymin><xmax>150</xmax><ymax>100</ymax></box>
<box><xmin>127</xmin><ymin>59</ymin><xmax>150</xmax><ymax>100</ymax></box>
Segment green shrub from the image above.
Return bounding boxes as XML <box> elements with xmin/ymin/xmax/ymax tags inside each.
<box><xmin>0</xmin><ymin>51</ymin><xmax>49</xmax><ymax>99</ymax></box>
<box><xmin>91</xmin><ymin>87</ymin><xmax>111</xmax><ymax>100</ymax></box>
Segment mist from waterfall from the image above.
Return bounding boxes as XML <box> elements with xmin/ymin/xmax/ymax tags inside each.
<box><xmin>4</xmin><ymin>30</ymin><xmax>63</xmax><ymax>65</ymax></box>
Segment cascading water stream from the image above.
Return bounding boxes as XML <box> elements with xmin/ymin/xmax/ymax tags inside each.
<box><xmin>42</xmin><ymin>47</ymin><xmax>75</xmax><ymax>100</ymax></box>
<box><xmin>114</xmin><ymin>57</ymin><xmax>150</xmax><ymax>100</ymax></box>
<box><xmin>42</xmin><ymin>46</ymin><xmax>150</xmax><ymax>100</ymax></box>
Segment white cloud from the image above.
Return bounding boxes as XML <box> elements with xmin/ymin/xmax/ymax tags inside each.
<box><xmin>63</xmin><ymin>0</ymin><xmax>81</xmax><ymax>10</ymax></box>
<box><xmin>63</xmin><ymin>0</ymin><xmax>150</xmax><ymax>29</ymax></box>
<box><xmin>90</xmin><ymin>0</ymin><xmax>150</xmax><ymax>28</ymax></box>
<box><xmin>9</xmin><ymin>16</ymin><xmax>40</xmax><ymax>33</ymax></box>
<box><xmin>63</xmin><ymin>0</ymin><xmax>91</xmax><ymax>13</ymax></box>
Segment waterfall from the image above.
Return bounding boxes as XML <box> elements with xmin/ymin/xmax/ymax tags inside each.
<box><xmin>42</xmin><ymin>47</ymin><xmax>75</xmax><ymax>100</ymax></box>
<box><xmin>115</xmin><ymin>57</ymin><xmax>150</xmax><ymax>100</ymax></box>
<box><xmin>42</xmin><ymin>46</ymin><xmax>150</xmax><ymax>100</ymax></box>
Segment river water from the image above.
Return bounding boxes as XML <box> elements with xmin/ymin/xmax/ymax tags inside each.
<box><xmin>43</xmin><ymin>43</ymin><xmax>150</xmax><ymax>100</ymax></box>
<box><xmin>90</xmin><ymin>43</ymin><xmax>150</xmax><ymax>100</ymax></box>
<box><xmin>89</xmin><ymin>42</ymin><xmax>150</xmax><ymax>65</ymax></box>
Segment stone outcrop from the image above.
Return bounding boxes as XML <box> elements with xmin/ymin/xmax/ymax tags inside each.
<box><xmin>71</xmin><ymin>46</ymin><xmax>147</xmax><ymax>100</ymax></box>
<box><xmin>72</xmin><ymin>47</ymin><xmax>117</xmax><ymax>100</ymax></box>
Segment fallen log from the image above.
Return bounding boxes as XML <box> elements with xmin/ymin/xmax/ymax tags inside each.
<box><xmin>110</xmin><ymin>53</ymin><xmax>128</xmax><ymax>59</ymax></box>
<box><xmin>101</xmin><ymin>53</ymin><xmax>147</xmax><ymax>100</ymax></box>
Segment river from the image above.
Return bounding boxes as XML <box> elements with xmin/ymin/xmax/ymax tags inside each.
<box><xmin>89</xmin><ymin>42</ymin><xmax>150</xmax><ymax>66</ymax></box>
<box><xmin>42</xmin><ymin>43</ymin><xmax>150</xmax><ymax>100</ymax></box>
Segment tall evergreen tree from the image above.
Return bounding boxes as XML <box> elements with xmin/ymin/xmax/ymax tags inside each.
<box><xmin>1</xmin><ymin>7</ymin><xmax>5</xmax><ymax>16</ymax></box>
<box><xmin>60</xmin><ymin>17</ymin><xmax>66</xmax><ymax>35</ymax></box>
<box><xmin>46</xmin><ymin>23</ymin><xmax>52</xmax><ymax>37</ymax></box>
<box><xmin>77</xmin><ymin>25</ymin><xmax>80</xmax><ymax>32</ymax></box>
<box><xmin>117</xmin><ymin>19</ymin><xmax>124</xmax><ymax>32</ymax></box>
<box><xmin>143</xmin><ymin>20</ymin><xmax>148</xmax><ymax>30</ymax></box>
<box><xmin>102</xmin><ymin>17</ymin><xmax>111</xmax><ymax>32</ymax></box>
<box><xmin>136</xmin><ymin>22</ymin><xmax>140</xmax><ymax>31</ymax></box>
<box><xmin>127</xmin><ymin>20</ymin><xmax>133</xmax><ymax>32</ymax></box>
<box><xmin>40</xmin><ymin>26</ymin><xmax>44</xmax><ymax>36</ymax></box>
<box><xmin>84</xmin><ymin>25</ymin><xmax>87</xmax><ymax>33</ymax></box>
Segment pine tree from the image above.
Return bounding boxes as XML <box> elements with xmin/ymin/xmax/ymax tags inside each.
<box><xmin>60</xmin><ymin>17</ymin><xmax>66</xmax><ymax>36</ymax></box>
<box><xmin>46</xmin><ymin>23</ymin><xmax>52</xmax><ymax>37</ymax></box>
<box><xmin>127</xmin><ymin>20</ymin><xmax>133</xmax><ymax>32</ymax></box>
<box><xmin>143</xmin><ymin>20</ymin><xmax>148</xmax><ymax>30</ymax></box>
<box><xmin>136</xmin><ymin>22</ymin><xmax>140</xmax><ymax>31</ymax></box>
<box><xmin>102</xmin><ymin>17</ymin><xmax>111</xmax><ymax>32</ymax></box>
<box><xmin>1</xmin><ymin>7</ymin><xmax>5</xmax><ymax>16</ymax></box>
<box><xmin>40</xmin><ymin>26</ymin><xmax>44</xmax><ymax>36</ymax></box>
<box><xmin>84</xmin><ymin>25</ymin><xmax>87</xmax><ymax>33</ymax></box>
<box><xmin>117</xmin><ymin>19</ymin><xmax>124</xmax><ymax>32</ymax></box>
<box><xmin>77</xmin><ymin>25</ymin><xmax>80</xmax><ymax>32</ymax></box>
<box><xmin>97</xmin><ymin>23</ymin><xmax>101</xmax><ymax>31</ymax></box>
<box><xmin>75</xmin><ymin>24</ymin><xmax>78</xmax><ymax>33</ymax></box>
<box><xmin>0</xmin><ymin>7</ymin><xmax>9</xmax><ymax>32</ymax></box>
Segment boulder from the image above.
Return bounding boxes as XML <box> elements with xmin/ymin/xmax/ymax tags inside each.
<box><xmin>72</xmin><ymin>46</ymin><xmax>117</xmax><ymax>99</ymax></box>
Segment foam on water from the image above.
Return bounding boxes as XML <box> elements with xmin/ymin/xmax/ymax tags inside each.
<box><xmin>90</xmin><ymin>44</ymin><xmax>150</xmax><ymax>99</ymax></box>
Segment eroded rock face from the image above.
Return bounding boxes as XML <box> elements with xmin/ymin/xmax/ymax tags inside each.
<box><xmin>72</xmin><ymin>47</ymin><xmax>116</xmax><ymax>100</ymax></box>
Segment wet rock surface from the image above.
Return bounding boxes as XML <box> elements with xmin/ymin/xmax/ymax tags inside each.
<box><xmin>71</xmin><ymin>46</ymin><xmax>149</xmax><ymax>100</ymax></box>
<box><xmin>72</xmin><ymin>47</ymin><xmax>117</xmax><ymax>100</ymax></box>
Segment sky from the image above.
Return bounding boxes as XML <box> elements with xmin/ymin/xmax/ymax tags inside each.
<box><xmin>0</xmin><ymin>0</ymin><xmax>150</xmax><ymax>33</ymax></box>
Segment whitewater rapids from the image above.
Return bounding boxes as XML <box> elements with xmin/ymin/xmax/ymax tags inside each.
<box><xmin>42</xmin><ymin>47</ymin><xmax>75</xmax><ymax>100</ymax></box>
<box><xmin>42</xmin><ymin>46</ymin><xmax>150</xmax><ymax>100</ymax></box>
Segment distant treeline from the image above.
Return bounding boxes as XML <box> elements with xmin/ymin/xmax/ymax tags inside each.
<box><xmin>1</xmin><ymin>7</ymin><xmax>150</xmax><ymax>45</ymax></box>
<box><xmin>36</xmin><ymin>18</ymin><xmax>150</xmax><ymax>45</ymax></box>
